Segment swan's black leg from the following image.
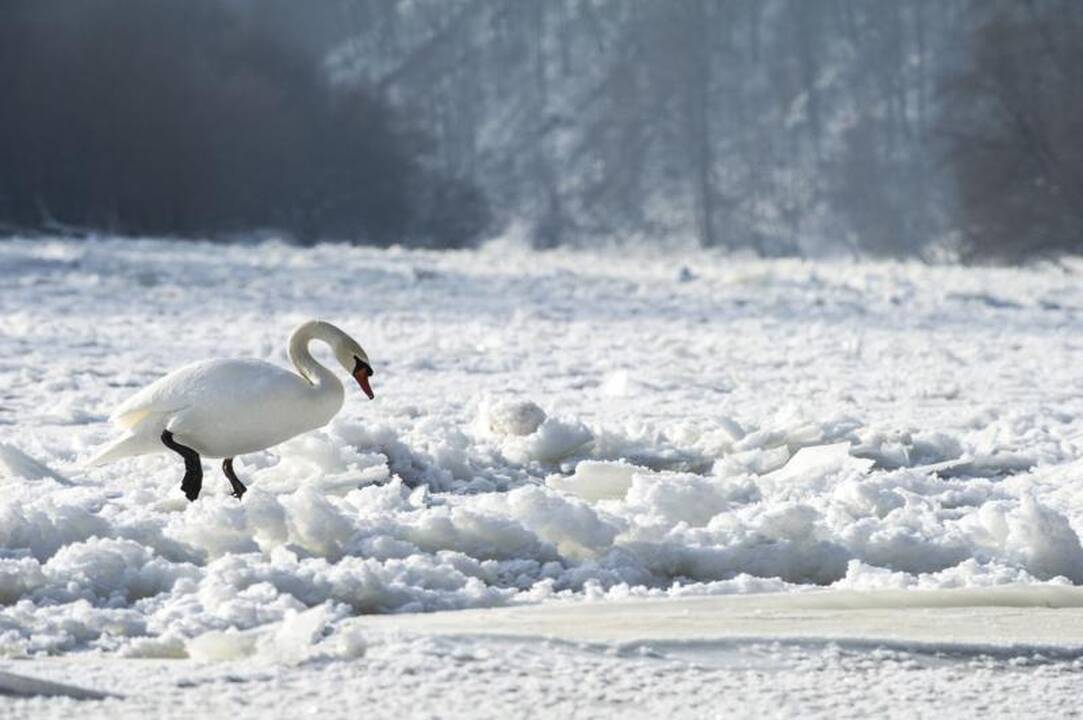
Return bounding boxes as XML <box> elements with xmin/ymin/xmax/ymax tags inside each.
<box><xmin>161</xmin><ymin>430</ymin><xmax>203</xmax><ymax>501</ymax></box>
<box><xmin>222</xmin><ymin>458</ymin><xmax>247</xmax><ymax>500</ymax></box>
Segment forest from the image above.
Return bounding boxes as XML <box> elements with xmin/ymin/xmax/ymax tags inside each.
<box><xmin>1</xmin><ymin>0</ymin><xmax>1081</xmax><ymax>260</ymax></box>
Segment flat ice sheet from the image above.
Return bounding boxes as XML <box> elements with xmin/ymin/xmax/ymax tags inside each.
<box><xmin>344</xmin><ymin>585</ymin><xmax>1083</xmax><ymax>648</ymax></box>
<box><xmin>5</xmin><ymin>591</ymin><xmax>1083</xmax><ymax>720</ymax></box>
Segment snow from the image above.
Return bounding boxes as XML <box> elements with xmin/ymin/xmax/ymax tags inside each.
<box><xmin>2</xmin><ymin>236</ymin><xmax>1083</xmax><ymax>715</ymax></box>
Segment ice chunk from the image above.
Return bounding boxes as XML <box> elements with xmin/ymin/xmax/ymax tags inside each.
<box><xmin>0</xmin><ymin>670</ymin><xmax>115</xmax><ymax>700</ymax></box>
<box><xmin>477</xmin><ymin>486</ymin><xmax>617</xmax><ymax>559</ymax></box>
<box><xmin>0</xmin><ymin>444</ymin><xmax>73</xmax><ymax>485</ymax></box>
<box><xmin>965</xmin><ymin>496</ymin><xmax>1083</xmax><ymax>582</ymax></box>
<box><xmin>478</xmin><ymin>398</ymin><xmax>547</xmax><ymax>437</ymax></box>
<box><xmin>187</xmin><ymin>604</ymin><xmax>361</xmax><ymax>664</ymax></box>
<box><xmin>624</xmin><ymin>473</ymin><xmax>754</xmax><ymax>527</ymax></box>
<box><xmin>281</xmin><ymin>487</ymin><xmax>355</xmax><ymax>560</ymax></box>
<box><xmin>0</xmin><ymin>498</ymin><xmax>112</xmax><ymax>561</ymax></box>
<box><xmin>43</xmin><ymin>537</ymin><xmax>198</xmax><ymax>603</ymax></box>
<box><xmin>0</xmin><ymin>557</ymin><xmax>46</xmax><ymax>603</ymax></box>
<box><xmin>714</xmin><ymin>446</ymin><xmax>790</xmax><ymax>476</ymax></box>
<box><xmin>765</xmin><ymin>442</ymin><xmax>874</xmax><ymax>485</ymax></box>
<box><xmin>502</xmin><ymin>417</ymin><xmax>593</xmax><ymax>465</ymax></box>
<box><xmin>261</xmin><ymin>603</ymin><xmax>339</xmax><ymax>664</ymax></box>
<box><xmin>405</xmin><ymin>507</ymin><xmax>552</xmax><ymax>562</ymax></box>
<box><xmin>186</xmin><ymin>627</ymin><xmax>260</xmax><ymax>662</ymax></box>
<box><xmin>548</xmin><ymin>460</ymin><xmax>643</xmax><ymax>502</ymax></box>
<box><xmin>253</xmin><ymin>429</ymin><xmax>391</xmax><ymax>494</ymax></box>
<box><xmin>119</xmin><ymin>634</ymin><xmax>188</xmax><ymax>659</ymax></box>
<box><xmin>172</xmin><ymin>499</ymin><xmax>261</xmax><ymax>558</ymax></box>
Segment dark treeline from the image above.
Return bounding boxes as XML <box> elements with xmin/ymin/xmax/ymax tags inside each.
<box><xmin>942</xmin><ymin>1</ymin><xmax>1083</xmax><ymax>262</ymax></box>
<box><xmin>1</xmin><ymin>0</ymin><xmax>1081</xmax><ymax>261</ymax></box>
<box><xmin>0</xmin><ymin>0</ymin><xmax>488</xmax><ymax>247</ymax></box>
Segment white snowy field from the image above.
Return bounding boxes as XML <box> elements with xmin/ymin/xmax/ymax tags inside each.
<box><xmin>2</xmin><ymin>236</ymin><xmax>1083</xmax><ymax>717</ymax></box>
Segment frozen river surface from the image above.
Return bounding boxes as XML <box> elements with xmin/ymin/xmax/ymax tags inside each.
<box><xmin>2</xmin><ymin>237</ymin><xmax>1083</xmax><ymax>716</ymax></box>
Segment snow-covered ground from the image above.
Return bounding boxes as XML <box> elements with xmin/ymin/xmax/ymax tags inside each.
<box><xmin>2</xmin><ymin>236</ymin><xmax>1083</xmax><ymax>716</ymax></box>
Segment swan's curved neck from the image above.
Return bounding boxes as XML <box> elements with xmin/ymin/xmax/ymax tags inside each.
<box><xmin>288</xmin><ymin>323</ymin><xmax>342</xmax><ymax>393</ymax></box>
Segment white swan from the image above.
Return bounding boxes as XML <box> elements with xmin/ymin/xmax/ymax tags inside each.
<box><xmin>88</xmin><ymin>320</ymin><xmax>374</xmax><ymax>501</ymax></box>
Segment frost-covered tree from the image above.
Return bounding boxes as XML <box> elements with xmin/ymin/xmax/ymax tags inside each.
<box><xmin>329</xmin><ymin>0</ymin><xmax>963</xmax><ymax>256</ymax></box>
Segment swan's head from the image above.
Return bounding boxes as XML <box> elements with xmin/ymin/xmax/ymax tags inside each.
<box><xmin>292</xmin><ymin>320</ymin><xmax>376</xmax><ymax>398</ymax></box>
<box><xmin>332</xmin><ymin>334</ymin><xmax>375</xmax><ymax>400</ymax></box>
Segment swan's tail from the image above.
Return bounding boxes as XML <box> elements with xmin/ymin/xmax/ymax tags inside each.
<box><xmin>86</xmin><ymin>432</ymin><xmax>161</xmax><ymax>466</ymax></box>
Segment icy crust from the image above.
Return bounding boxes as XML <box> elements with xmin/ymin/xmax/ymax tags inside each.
<box><xmin>2</xmin><ymin>238</ymin><xmax>1083</xmax><ymax>656</ymax></box>
<box><xmin>3</xmin><ymin>415</ymin><xmax>1083</xmax><ymax>657</ymax></box>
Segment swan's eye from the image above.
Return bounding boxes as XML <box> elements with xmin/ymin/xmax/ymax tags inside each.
<box><xmin>353</xmin><ymin>357</ymin><xmax>373</xmax><ymax>377</ymax></box>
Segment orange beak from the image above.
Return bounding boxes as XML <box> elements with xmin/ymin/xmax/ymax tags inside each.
<box><xmin>354</xmin><ymin>368</ymin><xmax>375</xmax><ymax>399</ymax></box>
<box><xmin>351</xmin><ymin>357</ymin><xmax>375</xmax><ymax>400</ymax></box>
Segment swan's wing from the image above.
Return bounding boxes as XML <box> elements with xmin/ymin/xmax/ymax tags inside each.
<box><xmin>107</xmin><ymin>358</ymin><xmax>301</xmax><ymax>429</ymax></box>
<box><xmin>110</xmin><ymin>406</ymin><xmax>154</xmax><ymax>430</ymax></box>
<box><xmin>159</xmin><ymin>358</ymin><xmax>330</xmax><ymax>457</ymax></box>
<box><xmin>105</xmin><ymin>359</ymin><xmax>233</xmax><ymax>428</ymax></box>
<box><xmin>107</xmin><ymin>385</ymin><xmax>184</xmax><ymax>429</ymax></box>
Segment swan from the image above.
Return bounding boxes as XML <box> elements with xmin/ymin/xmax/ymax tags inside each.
<box><xmin>88</xmin><ymin>320</ymin><xmax>374</xmax><ymax>501</ymax></box>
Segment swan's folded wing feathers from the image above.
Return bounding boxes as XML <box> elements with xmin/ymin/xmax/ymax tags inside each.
<box><xmin>106</xmin><ymin>361</ymin><xmax>214</xmax><ymax>427</ymax></box>
<box><xmin>109</xmin><ymin>407</ymin><xmax>151</xmax><ymax>430</ymax></box>
<box><xmin>108</xmin><ymin>391</ymin><xmax>183</xmax><ymax>429</ymax></box>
